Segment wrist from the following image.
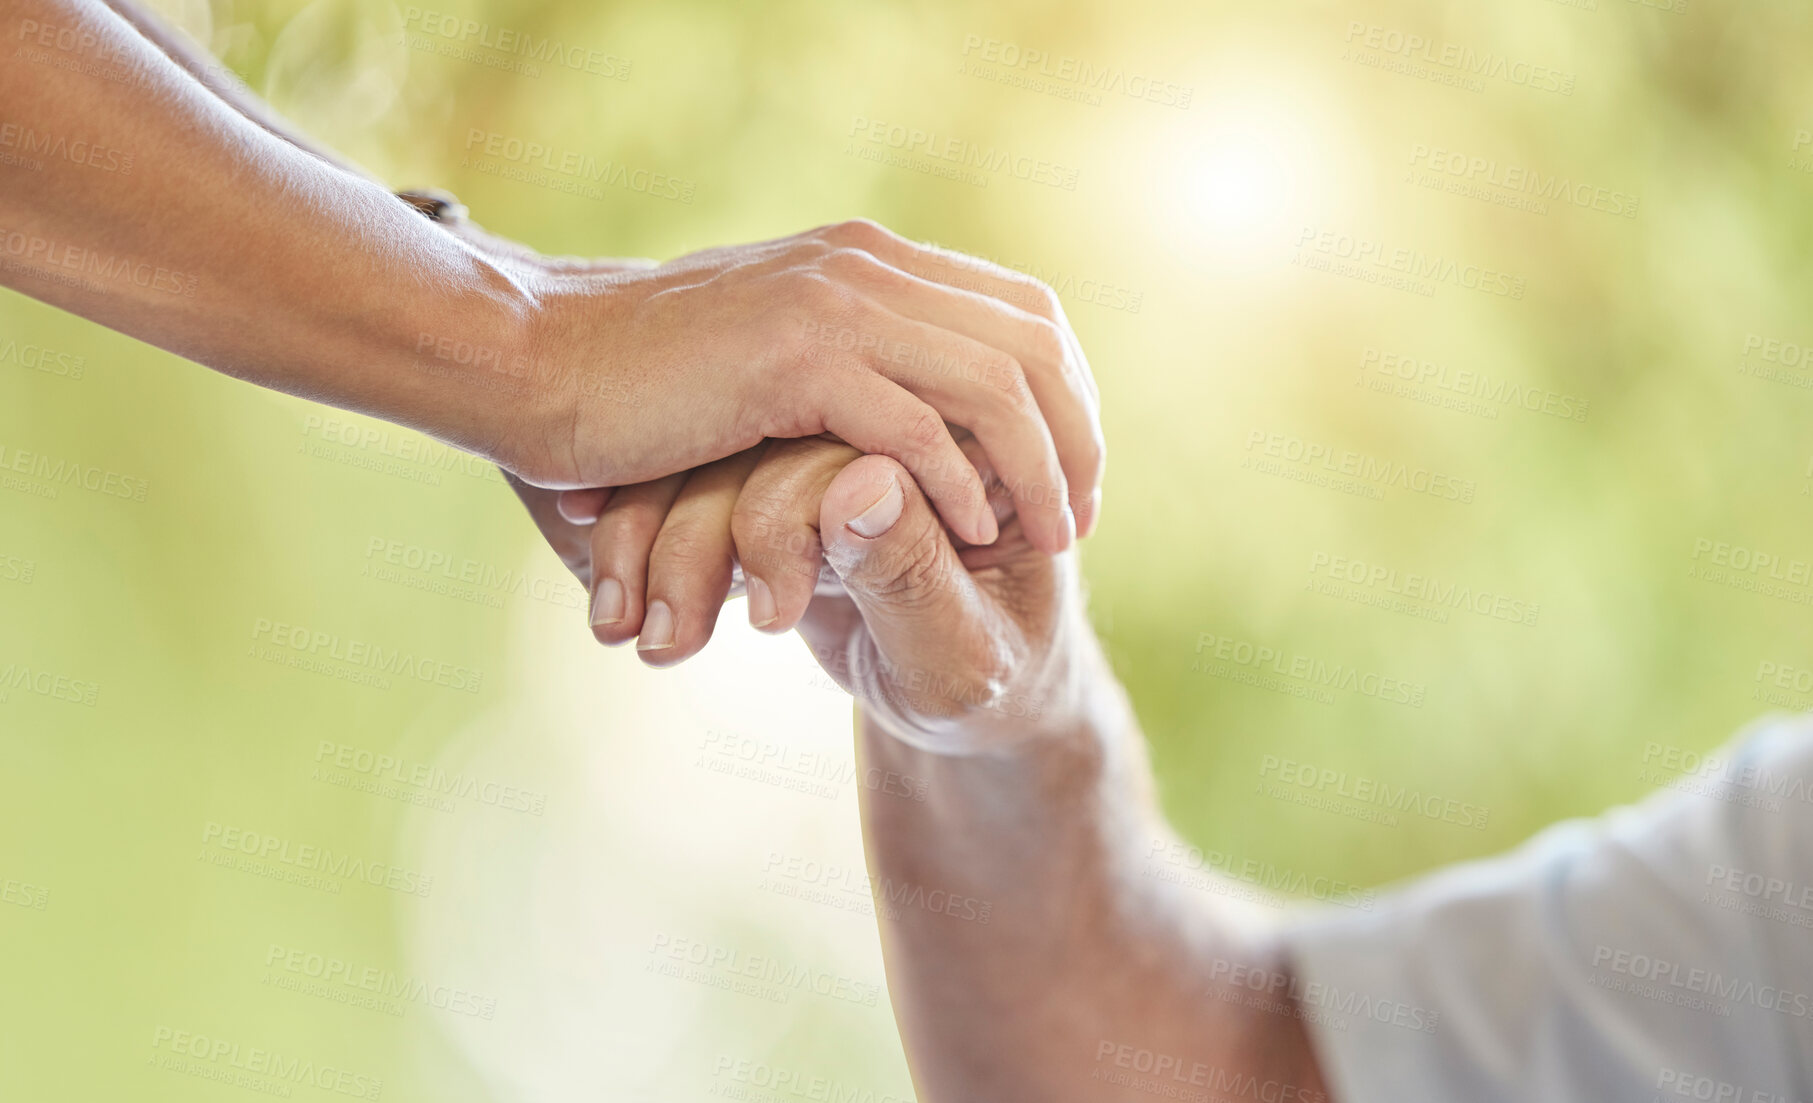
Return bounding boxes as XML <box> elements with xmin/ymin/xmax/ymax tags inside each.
<box><xmin>384</xmin><ymin>249</ymin><xmax>549</xmax><ymax>473</ymax></box>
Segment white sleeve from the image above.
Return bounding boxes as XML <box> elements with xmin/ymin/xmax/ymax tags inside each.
<box><xmin>1284</xmin><ymin>714</ymin><xmax>1813</xmax><ymax>1103</ymax></box>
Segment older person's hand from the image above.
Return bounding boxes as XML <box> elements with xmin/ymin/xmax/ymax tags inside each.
<box><xmin>513</xmin><ymin>430</ymin><xmax>1097</xmax><ymax>753</ymax></box>
<box><xmin>513</xmin><ymin>412</ymin><xmax>1330</xmax><ymax>1103</ymax></box>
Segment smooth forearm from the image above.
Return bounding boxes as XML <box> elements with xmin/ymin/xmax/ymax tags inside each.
<box><xmin>856</xmin><ymin>634</ymin><xmax>1327</xmax><ymax>1102</ymax></box>
<box><xmin>3</xmin><ymin>0</ymin><xmax>541</xmax><ymax>465</ymax></box>
<box><xmin>95</xmin><ymin>0</ymin><xmax>368</xmax><ymax>176</ymax></box>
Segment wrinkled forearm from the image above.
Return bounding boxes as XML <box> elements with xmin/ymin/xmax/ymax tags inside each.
<box><xmin>1</xmin><ymin>0</ymin><xmax>540</xmax><ymax>464</ymax></box>
<box><xmin>855</xmin><ymin>633</ymin><xmax>1331</xmax><ymax>1102</ymax></box>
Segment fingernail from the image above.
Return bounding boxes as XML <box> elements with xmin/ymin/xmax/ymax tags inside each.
<box><xmin>747</xmin><ymin>576</ymin><xmax>777</xmax><ymax>628</ymax></box>
<box><xmin>1080</xmin><ymin>487</ymin><xmax>1102</xmax><ymax>538</ymax></box>
<box><xmin>975</xmin><ymin>507</ymin><xmax>999</xmax><ymax>546</ymax></box>
<box><xmin>637</xmin><ymin>600</ymin><xmax>675</xmax><ymax>651</ymax></box>
<box><xmin>846</xmin><ymin>475</ymin><xmax>904</xmax><ymax>539</ymax></box>
<box><xmin>591</xmin><ymin>578</ymin><xmax>624</xmax><ymax>626</ymax></box>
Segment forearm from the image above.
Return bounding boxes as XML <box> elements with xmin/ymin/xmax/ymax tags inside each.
<box><xmin>855</xmin><ymin>633</ymin><xmax>1328</xmax><ymax>1102</ymax></box>
<box><xmin>2</xmin><ymin>0</ymin><xmax>540</xmax><ymax>464</ymax></box>
<box><xmin>95</xmin><ymin>0</ymin><xmax>367</xmax><ymax>176</ymax></box>
<box><xmin>93</xmin><ymin>1</ymin><xmax>621</xmax><ymax>280</ymax></box>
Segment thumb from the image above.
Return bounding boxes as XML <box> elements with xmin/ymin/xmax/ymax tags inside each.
<box><xmin>817</xmin><ymin>456</ymin><xmax>1005</xmax><ymax>725</ymax></box>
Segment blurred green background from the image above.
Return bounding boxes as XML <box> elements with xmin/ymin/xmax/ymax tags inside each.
<box><xmin>5</xmin><ymin>0</ymin><xmax>1813</xmax><ymax>1097</ymax></box>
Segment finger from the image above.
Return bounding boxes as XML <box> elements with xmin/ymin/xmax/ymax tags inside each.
<box><xmin>817</xmin><ymin>246</ymin><xmax>1103</xmax><ymax>538</ymax></box>
<box><xmin>557</xmin><ymin>487</ymin><xmax>612</xmax><ymax>524</ymax></box>
<box><xmin>907</xmin><ymin>246</ymin><xmax>1098</xmax><ymax>400</ymax></box>
<box><xmin>816</xmin><ymin>374</ymin><xmax>999</xmax><ymax>548</ymax></box>
<box><xmin>503</xmin><ymin>472</ymin><xmax>593</xmax><ymax>583</ymax></box>
<box><xmin>816</xmin><ymin>220</ymin><xmax>1099</xmax><ymax>407</ymax></box>
<box><xmin>587</xmin><ymin>474</ymin><xmax>686</xmax><ymax>646</ymax></box>
<box><xmin>814</xmin><ymin>222</ymin><xmax>1104</xmax><ymax>536</ymax></box>
<box><xmin>840</xmin><ymin>305</ymin><xmax>1071</xmax><ymax>555</ymax></box>
<box><xmin>639</xmin><ymin>449</ymin><xmax>766</xmax><ymax>665</ymax></box>
<box><xmin>815</xmin><ymin>455</ymin><xmax>1006</xmax><ymax>731</ymax></box>
<box><xmin>732</xmin><ymin>437</ymin><xmax>862</xmax><ymax>636</ymax></box>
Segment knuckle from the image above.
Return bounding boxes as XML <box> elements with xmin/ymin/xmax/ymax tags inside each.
<box><xmin>650</xmin><ymin>523</ymin><xmax>720</xmax><ymax>577</ymax></box>
<box><xmin>596</xmin><ymin>498</ymin><xmax>667</xmax><ymax>546</ymax></box>
<box><xmin>820</xmin><ymin>246</ymin><xmax>884</xmax><ymax>281</ymax></box>
<box><xmin>778</xmin><ymin>269</ymin><xmax>851</xmax><ymax>313</ymax></box>
<box><xmin>732</xmin><ymin>508</ymin><xmax>800</xmax><ymax>570</ymax></box>
<box><xmin>822</xmin><ymin>217</ymin><xmax>893</xmax><ymax>252</ymax></box>
<box><xmin>1025</xmin><ymin>317</ymin><xmax>1068</xmax><ymax>369</ymax></box>
<box><xmin>1084</xmin><ymin>429</ymin><xmax>1107</xmax><ymax>485</ymax></box>
<box><xmin>980</xmin><ymin>358</ymin><xmax>1036</xmax><ymax>415</ymax></box>
<box><xmin>873</xmin><ymin>529</ymin><xmax>950</xmax><ymax>605</ymax></box>
<box><xmin>903</xmin><ymin>407</ymin><xmax>949</xmax><ymax>453</ymax></box>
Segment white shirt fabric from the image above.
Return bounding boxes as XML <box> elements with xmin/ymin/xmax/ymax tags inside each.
<box><xmin>1286</xmin><ymin>713</ymin><xmax>1813</xmax><ymax>1103</ymax></box>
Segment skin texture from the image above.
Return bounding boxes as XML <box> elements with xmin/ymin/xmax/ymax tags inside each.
<box><xmin>514</xmin><ymin>444</ymin><xmax>1336</xmax><ymax>1103</ymax></box>
<box><xmin>1</xmin><ymin>0</ymin><xmax>1105</xmax><ymax>550</ymax></box>
<box><xmin>43</xmin><ymin>4</ymin><xmax>1321</xmax><ymax>1094</ymax></box>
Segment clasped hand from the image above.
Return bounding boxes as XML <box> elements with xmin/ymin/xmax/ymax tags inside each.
<box><xmin>491</xmin><ymin>221</ymin><xmax>1108</xmax><ymax>752</ymax></box>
